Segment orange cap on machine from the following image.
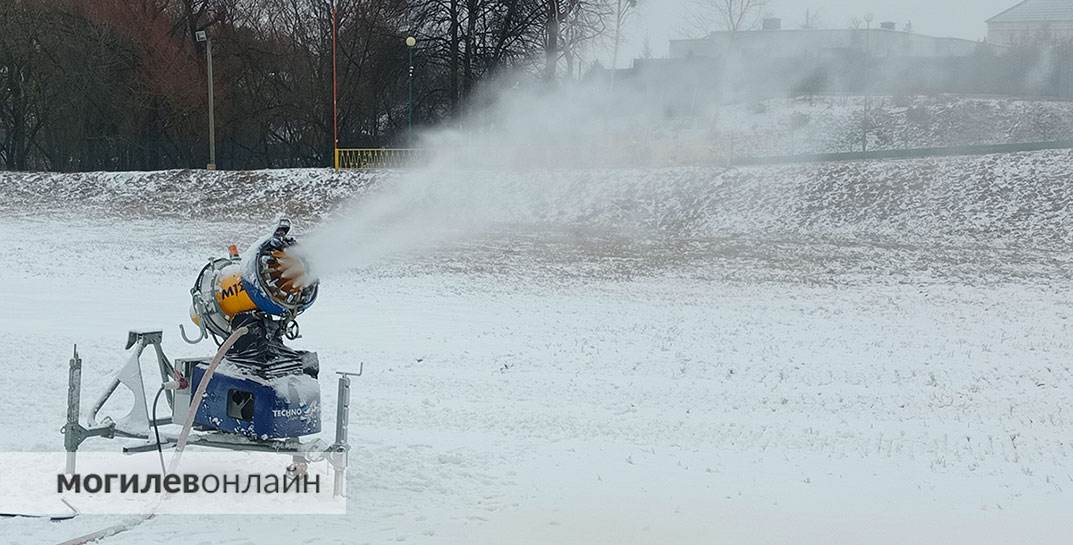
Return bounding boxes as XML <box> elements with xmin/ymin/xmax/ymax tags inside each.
<box><xmin>228</xmin><ymin>244</ymin><xmax>239</xmax><ymax>258</ymax></box>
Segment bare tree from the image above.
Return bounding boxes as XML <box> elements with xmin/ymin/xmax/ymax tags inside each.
<box><xmin>543</xmin><ymin>0</ymin><xmax>563</xmax><ymax>80</ymax></box>
<box><xmin>561</xmin><ymin>0</ymin><xmax>609</xmax><ymax>79</ymax></box>
<box><xmin>449</xmin><ymin>0</ymin><xmax>460</xmax><ymax>115</ymax></box>
<box><xmin>609</xmin><ymin>0</ymin><xmax>637</xmax><ymax>70</ymax></box>
<box><xmin>801</xmin><ymin>8</ymin><xmax>822</xmax><ymax>30</ymax></box>
<box><xmin>0</xmin><ymin>0</ymin><xmax>618</xmax><ymax>170</ymax></box>
<box><xmin>541</xmin><ymin>0</ymin><xmax>606</xmax><ymax>81</ymax></box>
<box><xmin>700</xmin><ymin>0</ymin><xmax>767</xmax><ymax>33</ymax></box>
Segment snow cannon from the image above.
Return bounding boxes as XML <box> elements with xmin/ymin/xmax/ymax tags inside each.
<box><xmin>183</xmin><ymin>218</ymin><xmax>319</xmax><ymax>345</ymax></box>
<box><xmin>61</xmin><ymin>219</ymin><xmax>359</xmax><ymax>498</ymax></box>
<box><xmin>173</xmin><ymin>219</ymin><xmax>324</xmax><ymax>439</ymax></box>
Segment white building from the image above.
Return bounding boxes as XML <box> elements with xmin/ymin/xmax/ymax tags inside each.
<box><xmin>987</xmin><ymin>0</ymin><xmax>1073</xmax><ymax>46</ymax></box>
<box><xmin>670</xmin><ymin>22</ymin><xmax>983</xmax><ymax>61</ymax></box>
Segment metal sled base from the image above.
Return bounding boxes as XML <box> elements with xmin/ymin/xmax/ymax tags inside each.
<box><xmin>62</xmin><ymin>331</ymin><xmax>361</xmax><ymax>498</ymax></box>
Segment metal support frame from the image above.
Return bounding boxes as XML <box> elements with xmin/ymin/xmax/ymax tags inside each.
<box><xmin>128</xmin><ymin>331</ymin><xmax>176</xmax><ymax>408</ymax></box>
<box><xmin>87</xmin><ymin>331</ymin><xmax>175</xmax><ymax>431</ymax></box>
<box><xmin>329</xmin><ymin>364</ymin><xmax>363</xmax><ymax>497</ymax></box>
<box><xmin>62</xmin><ymin>347</ymin><xmax>115</xmax><ymax>474</ymax></box>
<box><xmin>62</xmin><ymin>333</ymin><xmax>362</xmax><ymax>497</ymax></box>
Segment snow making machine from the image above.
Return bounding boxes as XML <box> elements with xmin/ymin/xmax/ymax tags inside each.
<box><xmin>61</xmin><ymin>219</ymin><xmax>359</xmax><ymax>495</ymax></box>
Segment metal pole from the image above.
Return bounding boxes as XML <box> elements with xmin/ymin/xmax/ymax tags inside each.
<box><xmin>206</xmin><ymin>37</ymin><xmax>217</xmax><ymax>170</ymax></box>
<box><xmin>332</xmin><ymin>374</ymin><xmax>350</xmax><ymax>497</ymax></box>
<box><xmin>64</xmin><ymin>346</ymin><xmax>82</xmax><ymax>474</ymax></box>
<box><xmin>330</xmin><ymin>365</ymin><xmax>361</xmax><ymax>498</ymax></box>
<box><xmin>332</xmin><ymin>3</ymin><xmax>339</xmax><ymax>168</ymax></box>
<box><xmin>408</xmin><ymin>45</ymin><xmax>414</xmax><ymax>142</ymax></box>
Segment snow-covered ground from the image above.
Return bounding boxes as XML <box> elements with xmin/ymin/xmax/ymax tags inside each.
<box><xmin>2</xmin><ymin>158</ymin><xmax>1072</xmax><ymax>544</ymax></box>
<box><xmin>709</xmin><ymin>95</ymin><xmax>1073</xmax><ymax>158</ymax></box>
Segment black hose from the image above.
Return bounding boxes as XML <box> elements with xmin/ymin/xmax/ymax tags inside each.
<box><xmin>151</xmin><ymin>385</ymin><xmax>167</xmax><ymax>475</ymax></box>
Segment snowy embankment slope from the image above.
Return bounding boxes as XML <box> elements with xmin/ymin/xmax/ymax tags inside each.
<box><xmin>0</xmin><ymin>168</ymin><xmax>382</xmax><ymax>220</ymax></box>
<box><xmin>5</xmin><ymin>148</ymin><xmax>1073</xmax><ymax>250</ymax></box>
<box><xmin>1</xmin><ymin>153</ymin><xmax>1072</xmax><ymax>544</ymax></box>
<box><xmin>714</xmin><ymin>95</ymin><xmax>1073</xmax><ymax>157</ymax></box>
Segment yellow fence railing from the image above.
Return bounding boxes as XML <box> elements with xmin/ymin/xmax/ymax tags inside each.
<box><xmin>335</xmin><ymin>148</ymin><xmax>421</xmax><ymax>170</ymax></box>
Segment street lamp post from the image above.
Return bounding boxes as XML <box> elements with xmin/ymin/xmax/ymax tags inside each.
<box><xmin>196</xmin><ymin>30</ymin><xmax>217</xmax><ymax>170</ymax></box>
<box><xmin>406</xmin><ymin>36</ymin><xmax>416</xmax><ymax>143</ymax></box>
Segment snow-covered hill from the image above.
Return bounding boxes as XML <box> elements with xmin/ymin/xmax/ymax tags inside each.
<box><xmin>5</xmin><ymin>148</ymin><xmax>1073</xmax><ymax>249</ymax></box>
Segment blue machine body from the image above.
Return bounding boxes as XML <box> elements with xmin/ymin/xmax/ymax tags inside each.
<box><xmin>188</xmin><ymin>363</ymin><xmax>321</xmax><ymax>440</ymax></box>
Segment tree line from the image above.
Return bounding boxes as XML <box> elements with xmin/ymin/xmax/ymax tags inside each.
<box><xmin>5</xmin><ymin>0</ymin><xmax>1072</xmax><ymax>173</ymax></box>
<box><xmin>0</xmin><ymin>0</ymin><xmax>635</xmax><ymax>171</ymax></box>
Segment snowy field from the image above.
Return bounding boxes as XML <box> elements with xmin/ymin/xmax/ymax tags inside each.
<box><xmin>2</xmin><ymin>157</ymin><xmax>1073</xmax><ymax>544</ymax></box>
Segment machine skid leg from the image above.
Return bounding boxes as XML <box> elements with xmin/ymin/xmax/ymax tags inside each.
<box><xmin>62</xmin><ymin>346</ymin><xmax>115</xmax><ymax>474</ymax></box>
<box><xmin>330</xmin><ymin>365</ymin><xmax>362</xmax><ymax>498</ymax></box>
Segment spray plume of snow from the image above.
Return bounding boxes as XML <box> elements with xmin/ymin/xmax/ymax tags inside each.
<box><xmin>301</xmin><ymin>75</ymin><xmax>719</xmax><ymax>274</ymax></box>
<box><xmin>299</xmin><ymin>45</ymin><xmax>1073</xmax><ymax>275</ymax></box>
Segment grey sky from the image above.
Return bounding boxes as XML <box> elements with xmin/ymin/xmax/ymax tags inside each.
<box><xmin>615</xmin><ymin>0</ymin><xmax>1019</xmax><ymax>66</ymax></box>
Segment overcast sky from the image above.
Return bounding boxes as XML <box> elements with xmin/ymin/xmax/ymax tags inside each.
<box><xmin>614</xmin><ymin>0</ymin><xmax>1019</xmax><ymax>66</ymax></box>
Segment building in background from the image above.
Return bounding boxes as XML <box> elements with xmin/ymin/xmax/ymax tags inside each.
<box><xmin>595</xmin><ymin>9</ymin><xmax>1073</xmax><ymax>106</ymax></box>
<box><xmin>669</xmin><ymin>18</ymin><xmax>982</xmax><ymax>61</ymax></box>
<box><xmin>987</xmin><ymin>0</ymin><xmax>1073</xmax><ymax>46</ymax></box>
<box><xmin>636</xmin><ymin>18</ymin><xmax>994</xmax><ymax>101</ymax></box>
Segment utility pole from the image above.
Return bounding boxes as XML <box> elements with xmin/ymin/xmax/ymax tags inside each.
<box><xmin>332</xmin><ymin>3</ymin><xmax>339</xmax><ymax>169</ymax></box>
<box><xmin>196</xmin><ymin>30</ymin><xmax>217</xmax><ymax>170</ymax></box>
